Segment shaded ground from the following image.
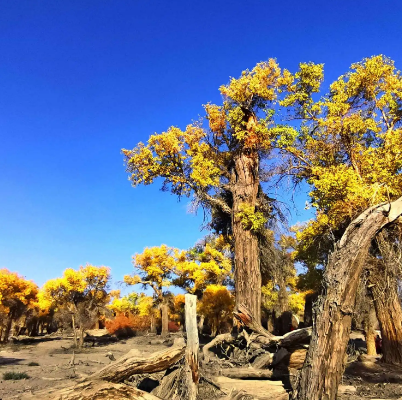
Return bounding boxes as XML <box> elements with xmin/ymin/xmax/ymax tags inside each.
<box><xmin>1</xmin><ymin>331</ymin><xmax>402</xmax><ymax>399</ymax></box>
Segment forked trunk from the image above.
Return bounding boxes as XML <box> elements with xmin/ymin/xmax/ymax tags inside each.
<box><xmin>231</xmin><ymin>148</ymin><xmax>261</xmax><ymax>323</ymax></box>
<box><xmin>294</xmin><ymin>197</ymin><xmax>402</xmax><ymax>400</ymax></box>
<box><xmin>370</xmin><ymin>273</ymin><xmax>402</xmax><ymax>363</ymax></box>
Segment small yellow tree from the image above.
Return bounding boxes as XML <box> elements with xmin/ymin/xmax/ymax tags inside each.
<box><xmin>0</xmin><ymin>269</ymin><xmax>38</xmax><ymax>342</ymax></box>
<box><xmin>198</xmin><ymin>284</ymin><xmax>234</xmax><ymax>336</ymax></box>
<box><xmin>43</xmin><ymin>265</ymin><xmax>110</xmax><ymax>347</ymax></box>
<box><xmin>124</xmin><ymin>245</ymin><xmax>176</xmax><ymax>336</ymax></box>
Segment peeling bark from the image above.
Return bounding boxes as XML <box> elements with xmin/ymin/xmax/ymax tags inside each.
<box><xmin>231</xmin><ymin>145</ymin><xmax>261</xmax><ymax>323</ymax></box>
<box><xmin>294</xmin><ymin>197</ymin><xmax>402</xmax><ymax>400</ymax></box>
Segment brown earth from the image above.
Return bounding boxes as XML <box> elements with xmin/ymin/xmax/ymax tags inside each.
<box><xmin>1</xmin><ymin>331</ymin><xmax>402</xmax><ymax>400</ymax></box>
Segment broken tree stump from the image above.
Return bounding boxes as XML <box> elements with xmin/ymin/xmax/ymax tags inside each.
<box><xmin>184</xmin><ymin>293</ymin><xmax>199</xmax><ymax>400</ymax></box>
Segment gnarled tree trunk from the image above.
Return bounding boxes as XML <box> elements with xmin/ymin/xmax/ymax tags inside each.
<box><xmin>294</xmin><ymin>197</ymin><xmax>402</xmax><ymax>400</ymax></box>
<box><xmin>231</xmin><ymin>148</ymin><xmax>261</xmax><ymax>323</ymax></box>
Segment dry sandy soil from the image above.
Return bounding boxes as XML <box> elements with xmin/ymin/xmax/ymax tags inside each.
<box><xmin>1</xmin><ymin>331</ymin><xmax>402</xmax><ymax>400</ymax></box>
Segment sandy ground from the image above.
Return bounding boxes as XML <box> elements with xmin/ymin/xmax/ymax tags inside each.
<box><xmin>1</xmin><ymin>331</ymin><xmax>402</xmax><ymax>400</ymax></box>
<box><xmin>0</xmin><ymin>333</ymin><xmax>170</xmax><ymax>399</ymax></box>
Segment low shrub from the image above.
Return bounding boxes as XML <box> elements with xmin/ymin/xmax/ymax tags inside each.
<box><xmin>168</xmin><ymin>321</ymin><xmax>180</xmax><ymax>332</ymax></box>
<box><xmin>105</xmin><ymin>313</ymin><xmax>152</xmax><ymax>338</ymax></box>
<box><xmin>3</xmin><ymin>372</ymin><xmax>30</xmax><ymax>380</ymax></box>
<box><xmin>105</xmin><ymin>314</ymin><xmax>135</xmax><ymax>338</ymax></box>
<box><xmin>27</xmin><ymin>362</ymin><xmax>40</xmax><ymax>366</ymax></box>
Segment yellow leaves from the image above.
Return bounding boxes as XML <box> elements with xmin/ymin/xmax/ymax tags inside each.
<box><xmin>220</xmin><ymin>59</ymin><xmax>281</xmax><ymax>103</ymax></box>
<box><xmin>204</xmin><ymin>103</ymin><xmax>226</xmax><ymax>134</ymax></box>
<box><xmin>0</xmin><ymin>269</ymin><xmax>38</xmax><ymax>311</ymax></box>
<box><xmin>173</xmin><ymin>236</ymin><xmax>233</xmax><ymax>295</ymax></box>
<box><xmin>43</xmin><ymin>264</ymin><xmax>110</xmax><ymax>309</ymax></box>
<box><xmin>124</xmin><ymin>275</ymin><xmax>142</xmax><ymax>286</ymax></box>
<box><xmin>126</xmin><ymin>245</ymin><xmax>178</xmax><ymax>298</ymax></box>
<box><xmin>236</xmin><ymin>203</ymin><xmax>267</xmax><ymax>232</ymax></box>
<box><xmin>279</xmin><ymin>62</ymin><xmax>324</xmax><ymax>110</ymax></box>
<box><xmin>198</xmin><ymin>284</ymin><xmax>234</xmax><ymax>325</ymax></box>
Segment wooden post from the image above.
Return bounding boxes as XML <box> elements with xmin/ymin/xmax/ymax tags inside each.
<box><xmin>185</xmin><ymin>294</ymin><xmax>199</xmax><ymax>400</ymax></box>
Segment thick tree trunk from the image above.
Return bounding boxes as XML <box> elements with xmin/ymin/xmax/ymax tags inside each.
<box><xmin>3</xmin><ymin>315</ymin><xmax>13</xmax><ymax>343</ymax></box>
<box><xmin>161</xmin><ymin>303</ymin><xmax>169</xmax><ymax>336</ymax></box>
<box><xmin>150</xmin><ymin>315</ymin><xmax>156</xmax><ymax>334</ymax></box>
<box><xmin>294</xmin><ymin>197</ymin><xmax>402</xmax><ymax>400</ymax></box>
<box><xmin>231</xmin><ymin>148</ymin><xmax>261</xmax><ymax>324</ymax></box>
<box><xmin>370</xmin><ymin>273</ymin><xmax>402</xmax><ymax>363</ymax></box>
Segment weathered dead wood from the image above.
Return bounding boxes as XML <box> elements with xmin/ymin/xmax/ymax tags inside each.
<box><xmin>220</xmin><ymin>367</ymin><xmax>273</xmax><ymax>379</ymax></box>
<box><xmin>278</xmin><ymin>327</ymin><xmax>311</xmax><ymax>348</ymax></box>
<box><xmin>234</xmin><ymin>305</ymin><xmax>273</xmax><ymax>338</ymax></box>
<box><xmin>88</xmin><ymin>337</ymin><xmax>185</xmax><ymax>382</ymax></box>
<box><xmin>184</xmin><ymin>294</ymin><xmax>199</xmax><ymax>400</ymax></box>
<box><xmin>17</xmin><ymin>380</ymin><xmax>162</xmax><ymax>400</ymax></box>
<box><xmin>294</xmin><ymin>197</ymin><xmax>402</xmax><ymax>400</ymax></box>
<box><xmin>252</xmin><ymin>352</ymin><xmax>273</xmax><ymax>369</ymax></box>
<box><xmin>288</xmin><ymin>349</ymin><xmax>308</xmax><ymax>370</ymax></box>
<box><xmin>214</xmin><ymin>376</ymin><xmax>288</xmax><ymax>400</ymax></box>
<box><xmin>202</xmin><ymin>333</ymin><xmax>235</xmax><ymax>362</ymax></box>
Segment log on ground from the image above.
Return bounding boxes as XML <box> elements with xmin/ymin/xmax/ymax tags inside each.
<box><xmin>220</xmin><ymin>367</ymin><xmax>273</xmax><ymax>379</ymax></box>
<box><xmin>88</xmin><ymin>337</ymin><xmax>185</xmax><ymax>383</ymax></box>
<box><xmin>16</xmin><ymin>380</ymin><xmax>162</xmax><ymax>400</ymax></box>
<box><xmin>214</xmin><ymin>376</ymin><xmax>288</xmax><ymax>400</ymax></box>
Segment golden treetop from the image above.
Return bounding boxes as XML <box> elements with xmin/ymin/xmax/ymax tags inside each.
<box><xmin>275</xmin><ymin>55</ymin><xmax>402</xmax><ymax>263</ymax></box>
<box><xmin>124</xmin><ymin>245</ymin><xmax>177</xmax><ymax>298</ymax></box>
<box><xmin>0</xmin><ymin>269</ymin><xmax>38</xmax><ymax>313</ymax></box>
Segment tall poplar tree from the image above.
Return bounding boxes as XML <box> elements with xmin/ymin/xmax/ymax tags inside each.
<box><xmin>123</xmin><ymin>60</ymin><xmax>285</xmax><ymax>322</ymax></box>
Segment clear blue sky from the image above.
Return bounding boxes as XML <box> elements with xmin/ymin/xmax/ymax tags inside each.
<box><xmin>1</xmin><ymin>0</ymin><xmax>402</xmax><ymax>288</ymax></box>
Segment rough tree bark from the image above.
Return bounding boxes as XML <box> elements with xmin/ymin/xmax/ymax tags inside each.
<box><xmin>161</xmin><ymin>302</ymin><xmax>169</xmax><ymax>337</ymax></box>
<box><xmin>293</xmin><ymin>197</ymin><xmax>402</xmax><ymax>400</ymax></box>
<box><xmin>231</xmin><ymin>131</ymin><xmax>261</xmax><ymax>323</ymax></box>
<box><xmin>369</xmin><ymin>272</ymin><xmax>402</xmax><ymax>363</ymax></box>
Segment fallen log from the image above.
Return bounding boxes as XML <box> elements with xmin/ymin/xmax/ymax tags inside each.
<box><xmin>278</xmin><ymin>327</ymin><xmax>311</xmax><ymax>348</ymax></box>
<box><xmin>220</xmin><ymin>368</ymin><xmax>273</xmax><ymax>379</ymax></box>
<box><xmin>17</xmin><ymin>380</ymin><xmax>162</xmax><ymax>400</ymax></box>
<box><xmin>88</xmin><ymin>337</ymin><xmax>186</xmax><ymax>382</ymax></box>
<box><xmin>252</xmin><ymin>353</ymin><xmax>273</xmax><ymax>369</ymax></box>
<box><xmin>214</xmin><ymin>376</ymin><xmax>288</xmax><ymax>400</ymax></box>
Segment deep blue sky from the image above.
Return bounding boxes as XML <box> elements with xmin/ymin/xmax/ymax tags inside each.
<box><xmin>1</xmin><ymin>0</ymin><xmax>402</xmax><ymax>288</ymax></box>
